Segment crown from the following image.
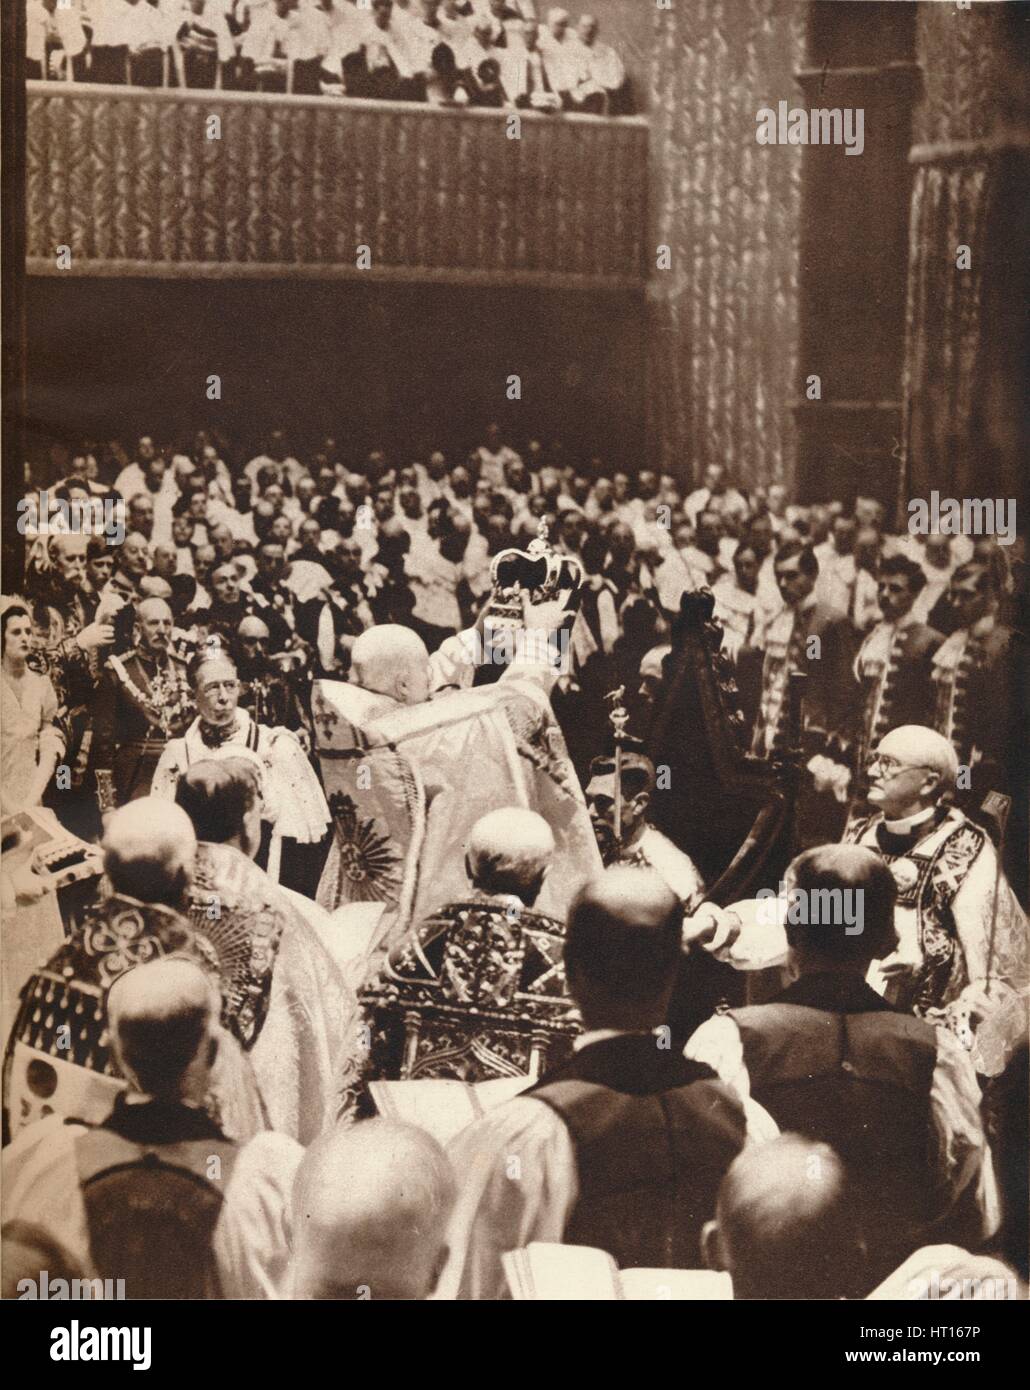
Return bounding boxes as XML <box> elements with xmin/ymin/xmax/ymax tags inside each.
<box><xmin>487</xmin><ymin>520</ymin><xmax>585</xmax><ymax>624</ymax></box>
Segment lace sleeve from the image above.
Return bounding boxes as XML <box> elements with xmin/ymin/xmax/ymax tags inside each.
<box><xmin>150</xmin><ymin>741</ymin><xmax>185</xmax><ymax>801</ymax></box>
<box><xmin>265</xmin><ymin>728</ymin><xmax>331</xmax><ymax>843</ymax></box>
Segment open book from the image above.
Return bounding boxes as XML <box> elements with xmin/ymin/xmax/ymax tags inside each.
<box><xmin>368</xmin><ymin>1075</ymin><xmax>534</xmax><ymax>1147</ymax></box>
<box><xmin>503</xmin><ymin>1243</ymin><xmax>733</xmax><ymax>1301</ymax></box>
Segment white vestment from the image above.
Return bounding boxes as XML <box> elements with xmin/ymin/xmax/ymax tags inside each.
<box><xmin>313</xmin><ymin>657</ymin><xmax>601</xmax><ymax>950</ymax></box>
<box><xmin>152</xmin><ymin>710</ymin><xmax>330</xmax><ymax>848</ymax></box>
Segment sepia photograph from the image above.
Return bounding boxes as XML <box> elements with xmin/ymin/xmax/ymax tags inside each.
<box><xmin>0</xmin><ymin>0</ymin><xmax>1027</xmax><ymax>1351</ymax></box>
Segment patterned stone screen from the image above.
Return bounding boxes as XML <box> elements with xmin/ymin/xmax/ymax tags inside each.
<box><xmin>901</xmin><ymin>0</ymin><xmax>1030</xmax><ymax>512</ymax></box>
<box><xmin>26</xmin><ymin>82</ymin><xmax>648</xmax><ymax>290</ymax></box>
<box><xmin>646</xmin><ymin>0</ymin><xmax>807</xmax><ymax>492</ymax></box>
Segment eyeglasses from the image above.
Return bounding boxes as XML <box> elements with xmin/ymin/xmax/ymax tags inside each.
<box><xmin>867</xmin><ymin>754</ymin><xmax>934</xmax><ymax>776</ymax></box>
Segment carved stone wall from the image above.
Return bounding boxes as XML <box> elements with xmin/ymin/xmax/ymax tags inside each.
<box><xmin>26</xmin><ymin>83</ymin><xmax>648</xmax><ymax>289</ymax></box>
<box><xmin>902</xmin><ymin>1</ymin><xmax>1030</xmax><ymax>515</ymax></box>
<box><xmin>793</xmin><ymin>1</ymin><xmax>919</xmax><ymax>510</ymax></box>
<box><xmin>646</xmin><ymin>0</ymin><xmax>806</xmax><ymax>490</ymax></box>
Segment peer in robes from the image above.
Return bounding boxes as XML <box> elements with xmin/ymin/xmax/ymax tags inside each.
<box><xmin>311</xmin><ymin>581</ymin><xmax>602</xmax><ymax>966</ymax></box>
<box><xmin>151</xmin><ymin>644</ymin><xmax>330</xmax><ymax>894</ymax></box>
<box><xmin>930</xmin><ymin>556</ymin><xmax>1028</xmax><ymax>901</ymax></box>
<box><xmin>359</xmin><ymin>808</ymin><xmax>579</xmax><ymax>1087</ymax></box>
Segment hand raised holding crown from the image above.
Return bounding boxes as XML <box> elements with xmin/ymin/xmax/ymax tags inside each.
<box><xmin>519</xmin><ymin>584</ymin><xmax>580</xmax><ymax>637</ymax></box>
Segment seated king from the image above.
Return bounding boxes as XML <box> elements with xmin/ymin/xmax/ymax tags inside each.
<box><xmin>359</xmin><ymin>808</ymin><xmax>579</xmax><ymax>1085</ymax></box>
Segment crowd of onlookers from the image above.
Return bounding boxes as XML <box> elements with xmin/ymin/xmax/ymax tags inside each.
<box><xmin>27</xmin><ymin>0</ymin><xmax>632</xmax><ymax>112</ymax></box>
<box><xmin>4</xmin><ymin>421</ymin><xmax>1028</xmax><ymax>1301</ymax></box>
<box><xmin>14</xmin><ymin>420</ymin><xmax>1027</xmax><ymax>798</ymax></box>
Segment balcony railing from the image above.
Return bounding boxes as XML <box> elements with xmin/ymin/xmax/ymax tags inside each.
<box><xmin>26</xmin><ymin>81</ymin><xmax>648</xmax><ymax>289</ymax></box>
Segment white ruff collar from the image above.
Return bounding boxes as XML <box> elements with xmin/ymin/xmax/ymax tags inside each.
<box><xmin>185</xmin><ymin>708</ymin><xmax>255</xmax><ymax>760</ymax></box>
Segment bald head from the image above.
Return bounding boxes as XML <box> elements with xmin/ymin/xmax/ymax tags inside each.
<box><xmin>784</xmin><ymin>842</ymin><xmax>897</xmax><ymax>966</ymax></box>
<box><xmin>152</xmin><ymin>542</ymin><xmax>177</xmax><ymax>578</ymax></box>
<box><xmin>103</xmin><ymin>798</ymin><xmax>195</xmax><ymax>908</ymax></box>
<box><xmin>878</xmin><ymin>724</ymin><xmax>958</xmax><ymax>786</ymax></box>
<box><xmin>466</xmin><ymin>808</ymin><xmax>554</xmax><ymax>905</ymax></box>
<box><xmin>377</xmin><ymin>517</ymin><xmax>407</xmax><ymax>546</ymax></box>
<box><xmin>237</xmin><ymin>615</ymin><xmax>270</xmax><ymax>642</ymax></box>
<box><xmin>290</xmin><ymin>1119</ymin><xmax>456</xmax><ymax>1300</ymax></box>
<box><xmin>138</xmin><ymin>576</ymin><xmax>173</xmax><ymax>601</ymax></box>
<box><xmin>711</xmin><ymin>1135</ymin><xmax>868</xmax><ymax>1300</ymax></box>
<box><xmin>137</xmin><ymin>596</ymin><xmax>171</xmax><ymax>624</ymax></box>
<box><xmin>868</xmin><ymin>724</ymin><xmax>958</xmax><ymax>820</ymax></box>
<box><xmin>350</xmin><ymin>624</ymin><xmax>431</xmax><ymax>705</ymax></box>
<box><xmin>108</xmin><ymin>959</ymin><xmax>219</xmax><ymax>1102</ymax></box>
<box><xmin>564</xmin><ymin>867</ymin><xmax>682</xmax><ymax>1030</ymax></box>
<box><xmin>136</xmin><ymin>595</ymin><xmax>173</xmax><ymax>657</ymax></box>
<box><xmin>640</xmin><ymin>644</ymin><xmax>671</xmax><ymax>683</ymax></box>
<box><xmin>50</xmin><ymin>532</ymin><xmax>89</xmax><ymax>559</ymax></box>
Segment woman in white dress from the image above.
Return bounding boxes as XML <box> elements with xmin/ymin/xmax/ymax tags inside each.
<box><xmin>1</xmin><ymin>599</ymin><xmax>65</xmax><ymax>816</ymax></box>
<box><xmin>152</xmin><ymin>645</ymin><xmax>329</xmax><ymax>884</ymax></box>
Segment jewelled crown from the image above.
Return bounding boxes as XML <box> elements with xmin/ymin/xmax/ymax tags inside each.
<box><xmin>487</xmin><ymin>520</ymin><xmax>585</xmax><ymax>624</ymax></box>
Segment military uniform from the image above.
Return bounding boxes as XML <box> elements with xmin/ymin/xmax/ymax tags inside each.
<box><xmin>751</xmin><ymin>595</ymin><xmax>856</xmax><ymax>759</ymax></box>
<box><xmin>191</xmin><ymin>594</ymin><xmax>292</xmax><ymax>653</ymax></box>
<box><xmin>932</xmin><ymin>616</ymin><xmax>1020</xmax><ymax>798</ymax></box>
<box><xmin>852</xmin><ymin>613</ymin><xmax>944</xmax><ymax>771</ymax></box>
<box><xmin>92</xmin><ymin>647</ymin><xmax>194</xmax><ymax>807</ymax></box>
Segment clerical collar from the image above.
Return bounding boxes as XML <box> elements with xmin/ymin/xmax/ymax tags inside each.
<box><xmin>883</xmin><ymin>804</ymin><xmax>938</xmax><ymax>835</ymax></box>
